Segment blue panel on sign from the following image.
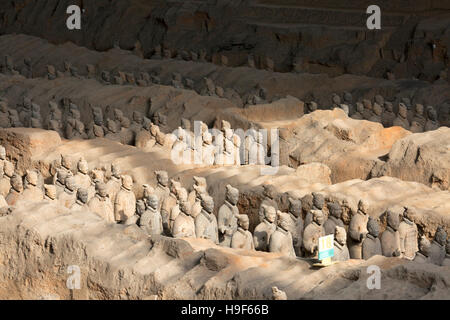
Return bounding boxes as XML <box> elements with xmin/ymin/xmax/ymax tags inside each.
<box><xmin>318</xmin><ymin>248</ymin><xmax>334</xmax><ymax>260</ymax></box>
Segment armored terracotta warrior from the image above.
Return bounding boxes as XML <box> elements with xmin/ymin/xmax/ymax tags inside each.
<box><xmin>139</xmin><ymin>194</ymin><xmax>163</xmax><ymax>236</ymax></box>
<box><xmin>172</xmin><ymin>200</ymin><xmax>196</xmax><ymax>239</ymax></box>
<box><xmin>362</xmin><ymin>217</ymin><xmax>382</xmax><ymax>259</ymax></box>
<box><xmin>380</xmin><ymin>209</ymin><xmax>402</xmax><ymax>258</ymax></box>
<box><xmin>424</xmin><ymin>106</ymin><xmax>440</xmax><ymax>132</ymax></box>
<box><xmin>381</xmin><ymin>102</ymin><xmax>396</xmax><ymax>127</ymax></box>
<box><xmin>88</xmin><ymin>182</ymin><xmax>115</xmax><ymax>223</ymax></box>
<box><xmin>332</xmin><ymin>226</ymin><xmax>350</xmax><ymax>262</ymax></box>
<box><xmin>74</xmin><ymin>158</ymin><xmax>92</xmax><ymax>190</ymax></box>
<box><xmin>195</xmin><ymin>195</ymin><xmax>218</xmax><ymax>244</ymax></box>
<box><xmin>21</xmin><ymin>170</ymin><xmax>43</xmax><ymax>202</ymax></box>
<box><xmin>304</xmin><ymin>192</ymin><xmax>325</xmax><ymax>227</ymax></box>
<box><xmin>125</xmin><ymin>200</ymin><xmax>144</xmax><ymax>225</ymax></box>
<box><xmin>409</xmin><ymin>104</ymin><xmax>426</xmax><ymax>133</ymax></box>
<box><xmin>286</xmin><ymin>197</ymin><xmax>303</xmax><ymax>257</ymax></box>
<box><xmin>351</xmin><ymin>103</ymin><xmax>364</xmax><ymax>120</ymax></box>
<box><xmin>428</xmin><ymin>226</ymin><xmax>447</xmax><ymax>265</ymax></box>
<box><xmin>323</xmin><ymin>202</ymin><xmax>344</xmax><ymax>235</ymax></box>
<box><xmin>258</xmin><ymin>184</ymin><xmax>278</xmax><ymax>223</ymax></box>
<box><xmin>169</xmin><ymin>186</ymin><xmax>188</xmax><ymax>233</ymax></box>
<box><xmin>6</xmin><ymin>174</ymin><xmax>24</xmax><ymax>206</ymax></box>
<box><xmin>268</xmin><ymin>211</ymin><xmax>296</xmax><ymax>258</ymax></box>
<box><xmin>398</xmin><ymin>207</ymin><xmax>418</xmax><ymax>260</ymax></box>
<box><xmin>54</xmin><ymin>169</ymin><xmax>69</xmax><ymax>197</ymax></box>
<box><xmin>190</xmin><ymin>184</ymin><xmax>207</xmax><ymax>219</ymax></box>
<box><xmin>135</xmin><ymin>118</ymin><xmax>154</xmax><ymax>150</ymax></box>
<box><xmin>217</xmin><ymin>184</ymin><xmax>240</xmax><ymax>247</ymax></box>
<box><xmin>413</xmin><ymin>236</ymin><xmax>431</xmax><ymax>264</ymax></box>
<box><xmin>154</xmin><ymin>170</ymin><xmax>170</xmax><ymax>211</ymax></box>
<box><xmin>161</xmin><ymin>179</ymin><xmax>180</xmax><ymax>234</ymax></box>
<box><xmin>58</xmin><ymin>176</ymin><xmax>77</xmax><ymax>208</ymax></box>
<box><xmin>188</xmin><ymin>176</ymin><xmax>207</xmax><ymax>205</ymax></box>
<box><xmin>369</xmin><ymin>103</ymin><xmax>383</xmax><ymax>123</ymax></box>
<box><xmin>106</xmin><ymin>163</ymin><xmax>121</xmax><ymax>204</ymax></box>
<box><xmin>9</xmin><ymin>109</ymin><xmax>23</xmax><ymax>127</ymax></box>
<box><xmin>253</xmin><ymin>205</ymin><xmax>277</xmax><ymax>252</ymax></box>
<box><xmin>60</xmin><ymin>154</ymin><xmax>73</xmax><ymax>177</ymax></box>
<box><xmin>231</xmin><ymin>214</ymin><xmax>254</xmax><ymax>250</ymax></box>
<box><xmin>362</xmin><ymin>99</ymin><xmax>374</xmax><ymax>120</ymax></box>
<box><xmin>393</xmin><ymin>103</ymin><xmax>410</xmax><ymax>130</ymax></box>
<box><xmin>302</xmin><ymin>209</ymin><xmax>326</xmax><ymax>259</ymax></box>
<box><xmin>71</xmin><ymin>188</ymin><xmax>89</xmax><ymax>211</ymax></box>
<box><xmin>19</xmin><ymin>96</ymin><xmax>32</xmax><ymax>127</ymax></box>
<box><xmin>348</xmin><ymin>200</ymin><xmax>369</xmax><ymax>259</ymax></box>
<box><xmin>114</xmin><ymin>175</ymin><xmax>136</xmax><ymax>223</ymax></box>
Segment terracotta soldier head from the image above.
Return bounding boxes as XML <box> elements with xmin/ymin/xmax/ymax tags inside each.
<box><xmin>111</xmin><ymin>163</ymin><xmax>121</xmax><ymax>179</ymax></box>
<box><xmin>136</xmin><ymin>200</ymin><xmax>146</xmax><ymax>216</ymax></box>
<box><xmin>312</xmin><ymin>209</ymin><xmax>325</xmax><ymax>226</ymax></box>
<box><xmin>288</xmin><ymin>198</ymin><xmax>302</xmax><ymax>218</ymax></box>
<box><xmin>358</xmin><ymin>199</ymin><xmax>369</xmax><ymax>215</ymax></box>
<box><xmin>121</xmin><ymin>175</ymin><xmax>133</xmax><ymax>191</ymax></box>
<box><xmin>328</xmin><ymin>202</ymin><xmax>342</xmax><ymax>219</ymax></box>
<box><xmin>201</xmin><ymin>195</ymin><xmax>214</xmax><ymax>214</ymax></box>
<box><xmin>95</xmin><ymin>182</ymin><xmax>108</xmax><ymax>199</ymax></box>
<box><xmin>78</xmin><ymin>158</ymin><xmax>89</xmax><ymax>175</ymax></box>
<box><xmin>312</xmin><ymin>192</ymin><xmax>324</xmax><ymax>210</ymax></box>
<box><xmin>225</xmin><ymin>184</ymin><xmax>239</xmax><ymax>206</ymax></box>
<box><xmin>179</xmin><ymin>200</ymin><xmax>191</xmax><ymax>216</ymax></box>
<box><xmin>238</xmin><ymin>214</ymin><xmax>250</xmax><ymax>231</ymax></box>
<box><xmin>263</xmin><ymin>205</ymin><xmax>277</xmax><ymax>223</ymax></box>
<box><xmin>277</xmin><ymin>210</ymin><xmax>291</xmax><ymax>232</ymax></box>
<box><xmin>263</xmin><ymin>184</ymin><xmax>276</xmax><ymax>200</ymax></box>
<box><xmin>146</xmin><ymin>194</ymin><xmax>159</xmax><ymax>211</ymax></box>
<box><xmin>155</xmin><ymin>170</ymin><xmax>169</xmax><ymax>187</ymax></box>
<box><xmin>61</xmin><ymin>154</ymin><xmax>72</xmax><ymax>171</ymax></box>
<box><xmin>77</xmin><ymin>188</ymin><xmax>88</xmax><ymax>204</ymax></box>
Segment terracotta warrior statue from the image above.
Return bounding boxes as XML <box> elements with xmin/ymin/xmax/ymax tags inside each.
<box><xmin>217</xmin><ymin>184</ymin><xmax>240</xmax><ymax>247</ymax></box>
<box><xmin>231</xmin><ymin>214</ymin><xmax>254</xmax><ymax>250</ymax></box>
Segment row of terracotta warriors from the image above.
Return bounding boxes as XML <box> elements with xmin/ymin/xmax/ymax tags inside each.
<box><xmin>307</xmin><ymin>93</ymin><xmax>444</xmax><ymax>131</ymax></box>
<box><xmin>1</xmin><ymin>150</ymin><xmax>448</xmax><ymax>266</ymax></box>
<box><xmin>0</xmin><ymin>97</ymin><xmax>266</xmax><ymax>167</ymax></box>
